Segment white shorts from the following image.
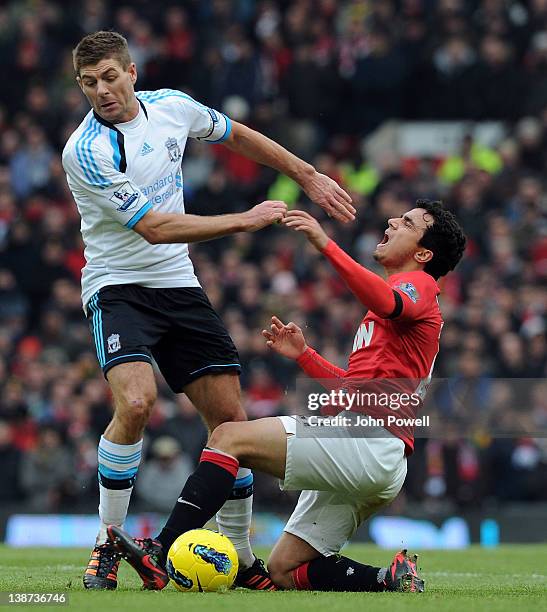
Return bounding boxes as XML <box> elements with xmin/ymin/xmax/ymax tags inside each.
<box><xmin>278</xmin><ymin>415</ymin><xmax>407</xmax><ymax>556</ymax></box>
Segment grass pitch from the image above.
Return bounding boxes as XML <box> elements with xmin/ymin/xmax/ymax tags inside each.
<box><xmin>0</xmin><ymin>544</ymin><xmax>545</xmax><ymax>611</ymax></box>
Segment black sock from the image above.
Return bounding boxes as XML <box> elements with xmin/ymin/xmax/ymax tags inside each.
<box><xmin>294</xmin><ymin>555</ymin><xmax>387</xmax><ymax>592</ymax></box>
<box><xmin>156</xmin><ymin>448</ymin><xmax>238</xmax><ymax>552</ymax></box>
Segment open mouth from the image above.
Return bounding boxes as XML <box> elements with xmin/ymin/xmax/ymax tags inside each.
<box><xmin>377</xmin><ymin>231</ymin><xmax>390</xmax><ymax>248</ymax></box>
<box><xmin>101</xmin><ymin>101</ymin><xmax>117</xmax><ymax>111</ymax></box>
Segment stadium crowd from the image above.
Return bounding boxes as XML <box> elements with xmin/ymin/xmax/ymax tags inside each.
<box><xmin>0</xmin><ymin>0</ymin><xmax>545</xmax><ymax>516</ymax></box>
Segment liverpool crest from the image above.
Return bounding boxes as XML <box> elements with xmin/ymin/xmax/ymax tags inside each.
<box><xmin>165</xmin><ymin>137</ymin><xmax>181</xmax><ymax>162</ymax></box>
<box><xmin>107</xmin><ymin>333</ymin><xmax>121</xmax><ymax>353</ymax></box>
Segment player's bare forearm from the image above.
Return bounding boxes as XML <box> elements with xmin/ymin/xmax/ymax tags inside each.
<box><xmin>134</xmin><ymin>210</ymin><xmax>246</xmax><ymax>244</ymax></box>
<box><xmin>133</xmin><ymin>201</ymin><xmax>287</xmax><ymax>244</ymax></box>
<box><xmin>224</xmin><ymin>121</ymin><xmax>314</xmax><ymax>184</ymax></box>
<box><xmin>224</xmin><ymin>122</ymin><xmax>355</xmax><ymax>222</ymax></box>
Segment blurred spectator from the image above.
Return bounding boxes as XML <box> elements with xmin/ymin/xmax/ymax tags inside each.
<box><xmin>246</xmin><ymin>364</ymin><xmax>284</xmax><ymax>418</ymax></box>
<box><xmin>347</xmin><ymin>24</ymin><xmax>407</xmax><ymax>134</ymax></box>
<box><xmin>9</xmin><ymin>126</ymin><xmax>54</xmax><ymax>199</ymax></box>
<box><xmin>475</xmin><ymin>35</ymin><xmax>523</xmax><ymax>120</ymax></box>
<box><xmin>18</xmin><ymin>426</ymin><xmax>73</xmax><ymax>511</ymax></box>
<box><xmin>0</xmin><ymin>420</ymin><xmax>22</xmax><ymax>503</ymax></box>
<box><xmin>425</xmin><ymin>35</ymin><xmax>479</xmax><ymax>119</ymax></box>
<box><xmin>154</xmin><ymin>395</ymin><xmax>207</xmax><ymax>464</ymax></box>
<box><xmin>136</xmin><ymin>436</ymin><xmax>193</xmax><ymax>513</ymax></box>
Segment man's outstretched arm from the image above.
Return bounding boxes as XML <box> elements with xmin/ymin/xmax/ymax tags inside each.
<box><xmin>320</xmin><ymin>240</ymin><xmax>399</xmax><ymax>318</ymax></box>
<box><xmin>223</xmin><ymin>121</ymin><xmax>355</xmax><ymax>223</ymax></box>
<box><xmin>283</xmin><ymin>210</ymin><xmax>401</xmax><ymax>319</ymax></box>
<box><xmin>133</xmin><ymin>200</ymin><xmax>287</xmax><ymax>244</ymax></box>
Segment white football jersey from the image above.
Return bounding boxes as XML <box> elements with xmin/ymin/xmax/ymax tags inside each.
<box><xmin>62</xmin><ymin>89</ymin><xmax>232</xmax><ymax>310</ymax></box>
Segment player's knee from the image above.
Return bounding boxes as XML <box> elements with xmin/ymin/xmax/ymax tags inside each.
<box><xmin>208</xmin><ymin>421</ymin><xmax>244</xmax><ymax>457</ymax></box>
<box><xmin>129</xmin><ymin>396</ymin><xmax>154</xmax><ymax>422</ymax></box>
<box><xmin>267</xmin><ymin>558</ymin><xmax>294</xmax><ymax>590</ymax></box>
<box><xmin>116</xmin><ymin>392</ymin><xmax>156</xmax><ymax>430</ymax></box>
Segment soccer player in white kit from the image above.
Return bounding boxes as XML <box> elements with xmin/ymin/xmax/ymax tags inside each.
<box><xmin>62</xmin><ymin>30</ymin><xmax>354</xmax><ymax>591</ymax></box>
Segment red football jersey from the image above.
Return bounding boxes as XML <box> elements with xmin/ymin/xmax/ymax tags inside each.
<box><xmin>297</xmin><ymin>240</ymin><xmax>443</xmax><ymax>454</ymax></box>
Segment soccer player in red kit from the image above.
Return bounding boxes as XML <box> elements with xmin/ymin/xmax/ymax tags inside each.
<box><xmin>110</xmin><ymin>199</ymin><xmax>466</xmax><ymax>593</ymax></box>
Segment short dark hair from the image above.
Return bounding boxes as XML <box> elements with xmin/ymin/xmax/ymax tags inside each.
<box><xmin>73</xmin><ymin>31</ymin><xmax>131</xmax><ymax>76</ymax></box>
<box><xmin>416</xmin><ymin>199</ymin><xmax>466</xmax><ymax>279</ymax></box>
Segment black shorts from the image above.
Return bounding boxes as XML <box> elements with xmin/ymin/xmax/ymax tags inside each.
<box><xmin>86</xmin><ymin>285</ymin><xmax>241</xmax><ymax>393</ymax></box>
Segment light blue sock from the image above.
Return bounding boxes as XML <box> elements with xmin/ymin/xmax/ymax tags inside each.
<box><xmin>96</xmin><ymin>436</ymin><xmax>143</xmax><ymax>544</ymax></box>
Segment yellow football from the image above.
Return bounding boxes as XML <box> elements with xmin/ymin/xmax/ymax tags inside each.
<box><xmin>166</xmin><ymin>529</ymin><xmax>239</xmax><ymax>592</ymax></box>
